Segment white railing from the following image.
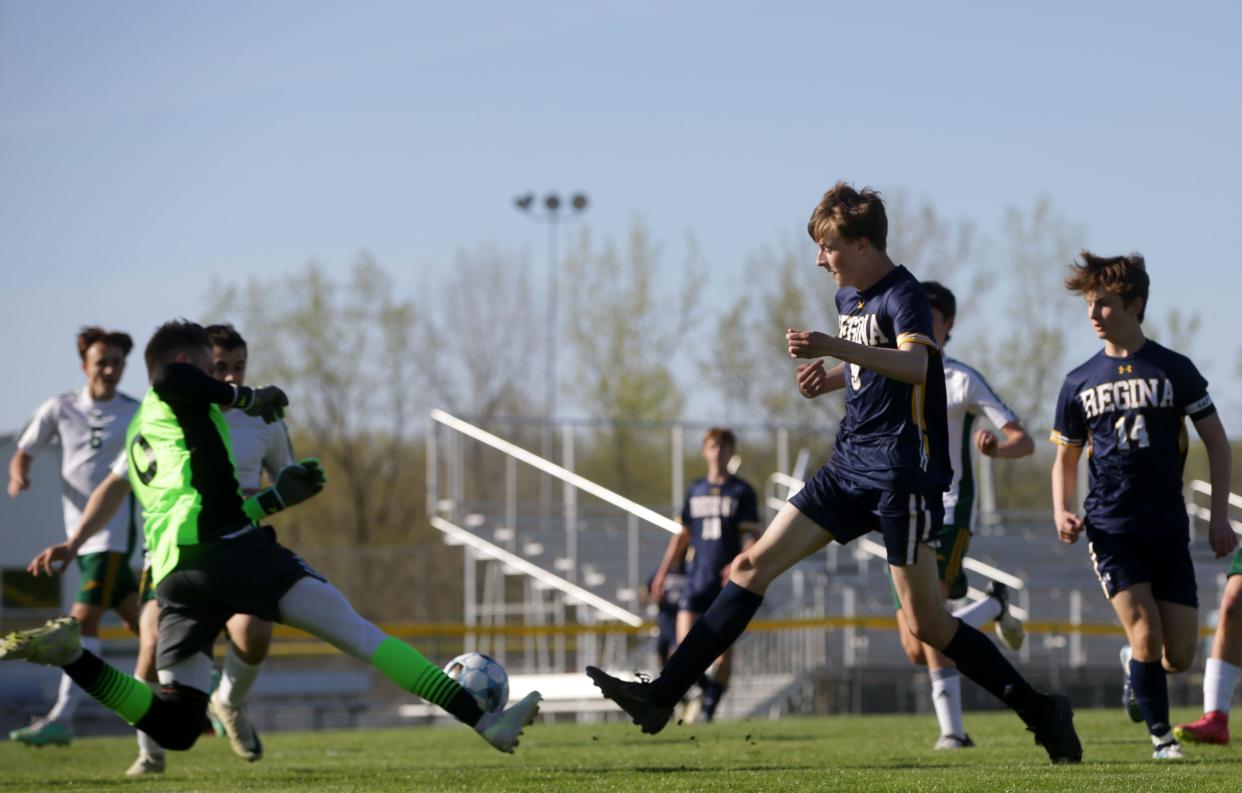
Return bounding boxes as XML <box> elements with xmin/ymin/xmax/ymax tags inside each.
<box><xmin>765</xmin><ymin>472</ymin><xmax>1030</xmax><ymax>620</ymax></box>
<box><xmin>429</xmin><ymin>516</ymin><xmax>642</xmax><ymax>627</ymax></box>
<box><xmin>1185</xmin><ymin>480</ymin><xmax>1242</xmax><ymax>534</ymax></box>
<box><xmin>430</xmin><ymin>409</ymin><xmax>680</xmax><ymax>534</ymax></box>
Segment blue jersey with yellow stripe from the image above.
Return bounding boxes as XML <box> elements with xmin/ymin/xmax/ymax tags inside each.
<box><xmin>830</xmin><ymin>265</ymin><xmax>951</xmax><ymax>495</ymax></box>
<box><xmin>1051</xmin><ymin>340</ymin><xmax>1213</xmax><ymax>538</ymax></box>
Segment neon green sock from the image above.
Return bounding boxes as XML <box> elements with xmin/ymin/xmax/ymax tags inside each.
<box><xmin>370</xmin><ymin>636</ymin><xmax>463</xmax><ymax>709</ymax></box>
<box><xmin>81</xmin><ymin>661</ymin><xmax>154</xmax><ymax>725</ymax></box>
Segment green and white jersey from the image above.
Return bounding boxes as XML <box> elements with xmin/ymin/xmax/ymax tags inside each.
<box><xmin>943</xmin><ymin>357</ymin><xmax>1019</xmax><ymax>527</ymax></box>
<box><xmin>124</xmin><ymin>366</ymin><xmax>253</xmax><ymax>585</ymax></box>
<box><xmin>18</xmin><ymin>388</ymin><xmax>141</xmax><ymax>556</ymax></box>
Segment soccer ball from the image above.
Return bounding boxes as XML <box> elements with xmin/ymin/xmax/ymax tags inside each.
<box><xmin>443</xmin><ymin>652</ymin><xmax>509</xmax><ymax>713</ymax></box>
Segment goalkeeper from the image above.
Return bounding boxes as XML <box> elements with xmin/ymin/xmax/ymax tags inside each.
<box><xmin>3</xmin><ymin>319</ymin><xmax>540</xmax><ymax>755</ymax></box>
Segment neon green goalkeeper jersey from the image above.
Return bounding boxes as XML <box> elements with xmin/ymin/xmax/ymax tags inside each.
<box><xmin>124</xmin><ymin>365</ymin><xmax>257</xmax><ymax>585</ymax></box>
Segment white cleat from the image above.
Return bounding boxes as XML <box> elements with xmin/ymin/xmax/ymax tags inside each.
<box><xmin>1153</xmin><ymin>740</ymin><xmax>1185</xmax><ymax>760</ymax></box>
<box><xmin>209</xmin><ymin>692</ymin><xmax>263</xmax><ymax>761</ymax></box>
<box><xmin>987</xmin><ymin>582</ymin><xmax>1025</xmax><ymax>651</ymax></box>
<box><xmin>125</xmin><ymin>752</ymin><xmax>166</xmax><ymax>776</ymax></box>
<box><xmin>0</xmin><ymin>617</ymin><xmax>83</xmax><ymax>667</ymax></box>
<box><xmin>476</xmin><ymin>691</ymin><xmax>542</xmax><ymax>753</ymax></box>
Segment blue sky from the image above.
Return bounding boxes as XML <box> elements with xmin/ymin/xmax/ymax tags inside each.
<box><xmin>3</xmin><ymin>0</ymin><xmax>1240</xmax><ymax>432</ymax></box>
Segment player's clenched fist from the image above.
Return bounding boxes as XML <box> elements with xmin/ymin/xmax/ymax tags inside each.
<box><xmin>796</xmin><ymin>360</ymin><xmax>831</xmax><ymax>399</ymax></box>
<box><xmin>1055</xmin><ymin>511</ymin><xmax>1083</xmax><ymax>545</ymax></box>
<box><xmin>974</xmin><ymin>429</ymin><xmax>999</xmax><ymax>457</ymax></box>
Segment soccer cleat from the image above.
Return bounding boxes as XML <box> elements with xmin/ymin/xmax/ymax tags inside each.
<box><xmin>1152</xmin><ymin>740</ymin><xmax>1185</xmax><ymax>760</ymax></box>
<box><xmin>681</xmin><ymin>689</ymin><xmax>704</xmax><ymax>725</ymax></box>
<box><xmin>1025</xmin><ymin>693</ymin><xmax>1083</xmax><ymax>764</ymax></box>
<box><xmin>9</xmin><ymin>718</ymin><xmax>73</xmax><ymax>747</ymax></box>
<box><xmin>0</xmin><ymin>617</ymin><xmax>83</xmax><ymax>667</ymax></box>
<box><xmin>988</xmin><ymin>582</ymin><xmax>1025</xmax><ymax>651</ymax></box>
<box><xmin>1174</xmin><ymin>711</ymin><xmax>1230</xmax><ymax>745</ymax></box>
<box><xmin>586</xmin><ymin>666</ymin><xmax>674</xmax><ymax>735</ymax></box>
<box><xmin>125</xmin><ymin>752</ymin><xmax>166</xmax><ymax>776</ymax></box>
<box><xmin>933</xmin><ymin>733</ymin><xmax>976</xmax><ymax>750</ymax></box>
<box><xmin>1119</xmin><ymin>645</ymin><xmax>1143</xmax><ymax>722</ymax></box>
<box><xmin>208</xmin><ymin>692</ymin><xmax>263</xmax><ymax>761</ymax></box>
<box><xmin>475</xmin><ymin>691</ymin><xmax>542</xmax><ymax>753</ymax></box>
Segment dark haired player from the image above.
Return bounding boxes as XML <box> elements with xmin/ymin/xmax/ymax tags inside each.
<box><xmin>79</xmin><ymin>323</ymin><xmax>294</xmax><ymax>773</ymax></box>
<box><xmin>4</xmin><ymin>319</ymin><xmax>541</xmax><ymax>757</ymax></box>
<box><xmin>6</xmin><ymin>327</ymin><xmax>141</xmax><ymax>747</ymax></box>
<box><xmin>651</xmin><ymin>428</ymin><xmax>760</xmax><ymax>722</ymax></box>
<box><xmin>588</xmin><ymin>182</ymin><xmax>1081</xmax><ymax>764</ymax></box>
<box><xmin>1052</xmin><ymin>251</ymin><xmax>1235</xmax><ymax>760</ymax></box>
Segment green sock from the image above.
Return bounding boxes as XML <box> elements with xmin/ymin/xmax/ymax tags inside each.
<box><xmin>370</xmin><ymin>637</ymin><xmax>482</xmax><ymax>724</ymax></box>
<box><xmin>63</xmin><ymin>651</ymin><xmax>154</xmax><ymax>725</ymax></box>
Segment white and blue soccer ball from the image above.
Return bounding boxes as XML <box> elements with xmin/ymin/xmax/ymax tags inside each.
<box><xmin>443</xmin><ymin>652</ymin><xmax>509</xmax><ymax>713</ymax></box>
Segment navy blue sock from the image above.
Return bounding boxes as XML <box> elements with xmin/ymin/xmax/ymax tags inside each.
<box><xmin>701</xmin><ymin>680</ymin><xmax>727</xmax><ymax>720</ymax></box>
<box><xmin>1130</xmin><ymin>658</ymin><xmax>1171</xmax><ymax>737</ymax></box>
<box><xmin>941</xmin><ymin>620</ymin><xmax>1041</xmax><ymax>720</ymax></box>
<box><xmin>650</xmin><ymin>582</ymin><xmax>762</xmax><ymax>707</ymax></box>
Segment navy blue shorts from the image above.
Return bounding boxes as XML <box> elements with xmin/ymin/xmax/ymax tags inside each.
<box><xmin>1086</xmin><ymin>527</ymin><xmax>1198</xmax><ymax>608</ymax></box>
<box><xmin>789</xmin><ymin>465</ymin><xmax>943</xmax><ymax>566</ymax></box>
<box><xmin>679</xmin><ymin>581</ymin><xmax>723</xmax><ymax>614</ymax></box>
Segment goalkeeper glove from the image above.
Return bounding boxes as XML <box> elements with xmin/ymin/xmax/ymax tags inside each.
<box><xmin>243</xmin><ymin>459</ymin><xmax>326</xmax><ymax>520</ymax></box>
<box><xmin>232</xmin><ymin>385</ymin><xmax>289</xmax><ymax>424</ymax></box>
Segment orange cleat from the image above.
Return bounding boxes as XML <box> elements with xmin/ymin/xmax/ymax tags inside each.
<box><xmin>1174</xmin><ymin>711</ymin><xmax>1230</xmax><ymax>745</ymax></box>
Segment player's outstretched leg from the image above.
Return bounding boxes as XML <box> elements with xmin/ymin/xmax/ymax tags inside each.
<box><xmin>275</xmin><ymin>577</ymin><xmax>540</xmax><ymax>753</ymax></box>
<box><xmin>0</xmin><ymin>617</ymin><xmax>211</xmax><ymax>751</ymax></box>
<box><xmin>591</xmin><ymin>582</ymin><xmax>764</xmax><ymax>733</ymax></box>
<box><xmin>896</xmin><ymin>557</ymin><xmax>1082</xmax><ymax>765</ymax></box>
<box><xmin>590</xmin><ymin>505</ymin><xmax>827</xmax><ymax>734</ymax></box>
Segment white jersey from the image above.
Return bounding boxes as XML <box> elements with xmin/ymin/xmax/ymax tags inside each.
<box><xmin>18</xmin><ymin>388</ymin><xmax>142</xmax><ymax>556</ymax></box>
<box><xmin>943</xmin><ymin>357</ymin><xmax>1019</xmax><ymax>523</ymax></box>
<box><xmin>224</xmin><ymin>411</ymin><xmax>294</xmax><ymax>494</ymax></box>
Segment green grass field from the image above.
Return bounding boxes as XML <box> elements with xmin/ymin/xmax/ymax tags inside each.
<box><xmin>2</xmin><ymin>708</ymin><xmax>1239</xmax><ymax>793</ymax></box>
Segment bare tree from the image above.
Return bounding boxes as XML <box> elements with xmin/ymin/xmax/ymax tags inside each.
<box><xmin>969</xmin><ymin>199</ymin><xmax>1085</xmax><ymax>433</ymax></box>
<box><xmin>1147</xmin><ymin>307</ymin><xmax>1203</xmax><ymax>355</ymax></box>
<box><xmin>885</xmin><ymin>188</ymin><xmax>985</xmax><ymax>312</ymax></box>
<box><xmin>563</xmin><ymin>220</ymin><xmax>701</xmax><ymax>497</ymax></box>
<box><xmin>425</xmin><ymin>243</ymin><xmax>541</xmax><ymax>418</ymax></box>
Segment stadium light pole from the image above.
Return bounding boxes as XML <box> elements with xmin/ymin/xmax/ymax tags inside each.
<box><xmin>513</xmin><ymin>191</ymin><xmax>590</xmax><ymax>427</ymax></box>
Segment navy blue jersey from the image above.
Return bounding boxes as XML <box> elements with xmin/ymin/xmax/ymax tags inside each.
<box><xmin>830</xmin><ymin>265</ymin><xmax>952</xmax><ymax>495</ymax></box>
<box><xmin>680</xmin><ymin>476</ymin><xmax>759</xmax><ymax>594</ymax></box>
<box><xmin>1052</xmin><ymin>341</ymin><xmax>1214</xmax><ymax>538</ymax></box>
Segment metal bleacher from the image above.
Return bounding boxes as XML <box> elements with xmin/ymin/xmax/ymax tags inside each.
<box><xmin>425</xmin><ymin>409</ymin><xmax>1242</xmax><ymax>720</ymax></box>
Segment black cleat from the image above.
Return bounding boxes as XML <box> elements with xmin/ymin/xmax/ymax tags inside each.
<box><xmin>585</xmin><ymin>666</ymin><xmax>673</xmax><ymax>735</ymax></box>
<box><xmin>1026</xmin><ymin>693</ymin><xmax>1083</xmax><ymax>764</ymax></box>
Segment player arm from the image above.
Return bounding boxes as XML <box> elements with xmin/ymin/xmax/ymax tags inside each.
<box><xmin>7</xmin><ymin>449</ymin><xmax>32</xmax><ymax>498</ymax></box>
<box><xmin>154</xmin><ymin>362</ymin><xmax>277</xmax><ymax>412</ymax></box>
<box><xmin>796</xmin><ymin>361</ymin><xmax>846</xmax><ymax>399</ymax></box>
<box><xmin>979</xmin><ymin>421</ymin><xmax>1035</xmax><ymax>459</ymax></box>
<box><xmin>787</xmin><ymin>330</ymin><xmax>930</xmax><ymax>385</ymax></box>
<box><xmin>29</xmin><ymin>472</ymin><xmax>132</xmax><ymax>576</ymax></box>
<box><xmin>1192</xmin><ymin>411</ymin><xmax>1238</xmax><ymax>558</ymax></box>
<box><xmin>651</xmin><ymin>524</ymin><xmax>692</xmax><ymax>598</ymax></box>
<box><xmin>1050</xmin><ymin>442</ymin><xmax>1084</xmax><ymax>544</ymax></box>
<box><xmin>9</xmin><ymin>400</ymin><xmax>58</xmax><ymax>498</ymax></box>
